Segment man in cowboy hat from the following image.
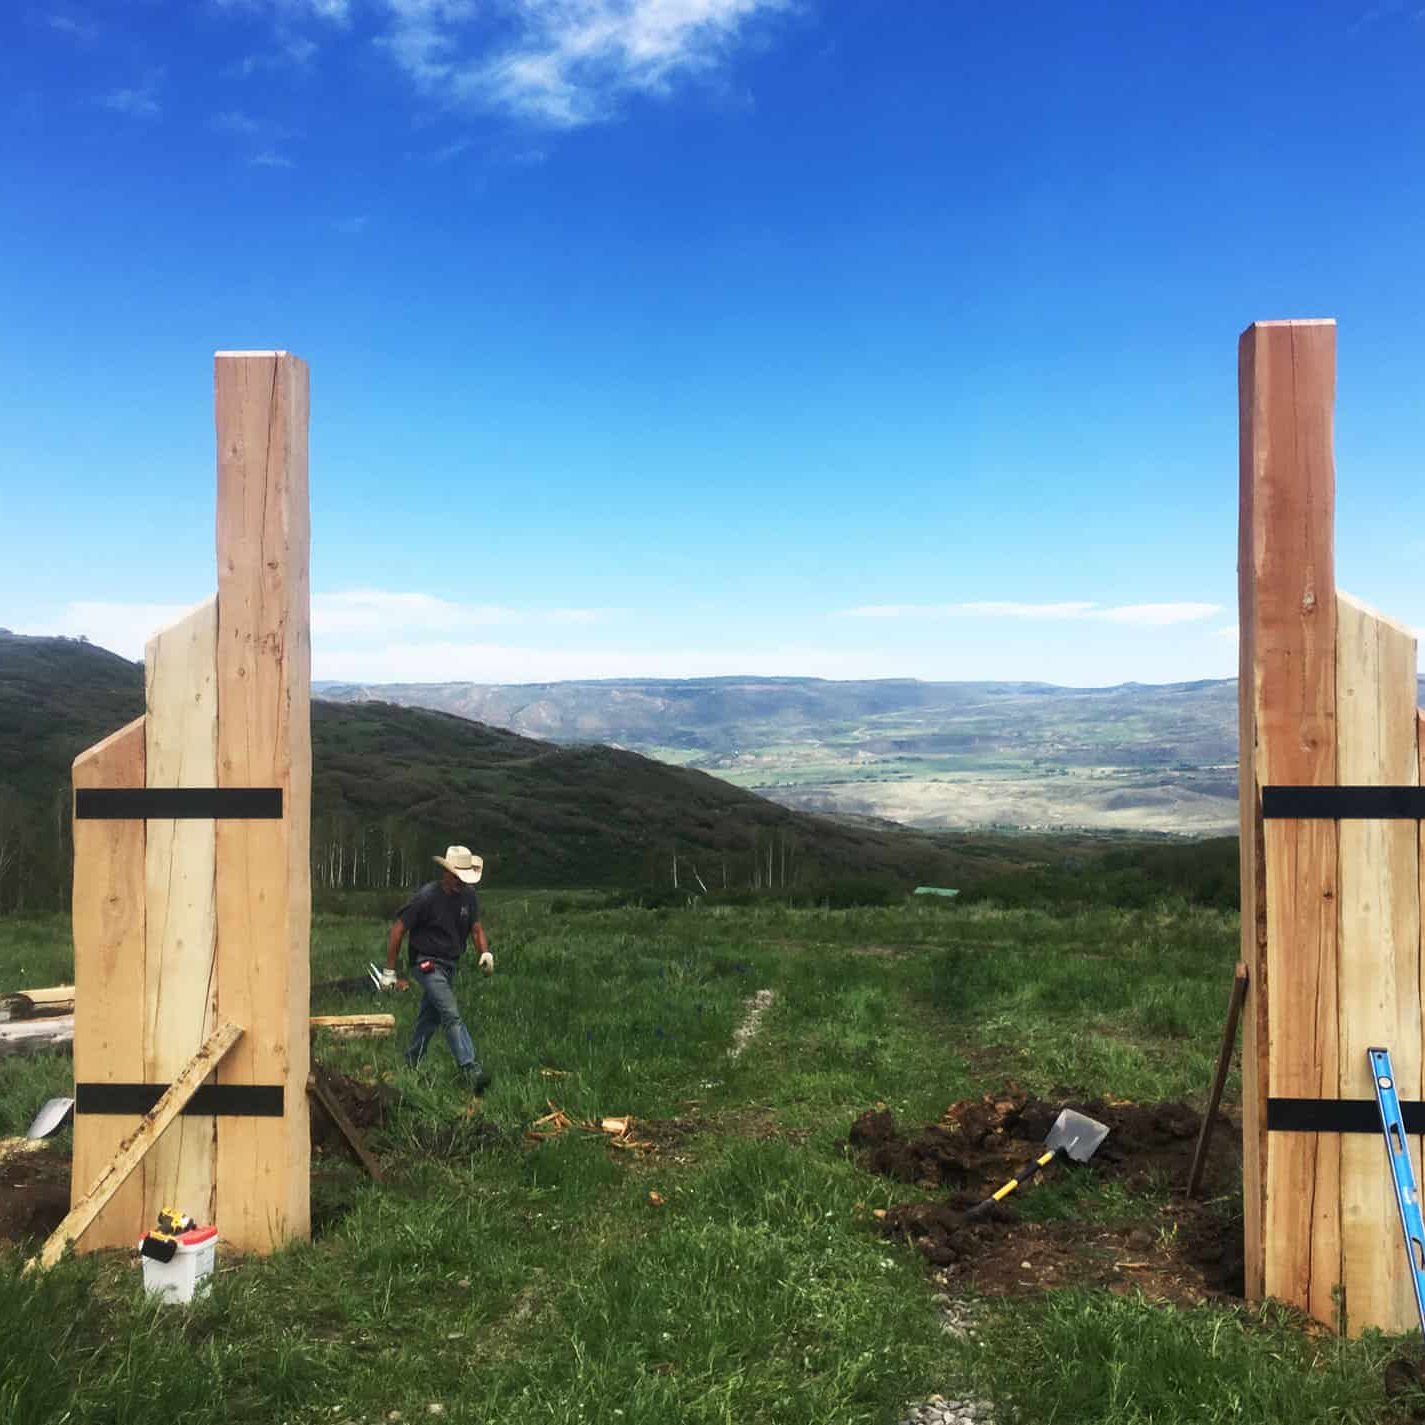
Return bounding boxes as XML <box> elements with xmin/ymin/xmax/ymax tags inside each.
<box><xmin>379</xmin><ymin>845</ymin><xmax>495</xmax><ymax>1094</ymax></box>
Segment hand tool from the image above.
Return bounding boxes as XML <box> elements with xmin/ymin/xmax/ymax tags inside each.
<box><xmin>965</xmin><ymin>1108</ymin><xmax>1110</xmax><ymax>1220</ymax></box>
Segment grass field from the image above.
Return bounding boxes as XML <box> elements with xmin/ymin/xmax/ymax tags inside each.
<box><xmin>0</xmin><ymin>895</ymin><xmax>1417</xmax><ymax>1424</ymax></box>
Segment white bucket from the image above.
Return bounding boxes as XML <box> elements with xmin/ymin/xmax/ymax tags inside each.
<box><xmin>138</xmin><ymin>1226</ymin><xmax>219</xmax><ymax>1304</ymax></box>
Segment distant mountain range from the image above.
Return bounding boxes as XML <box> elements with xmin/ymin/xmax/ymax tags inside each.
<box><xmin>0</xmin><ymin>633</ymin><xmax>1000</xmax><ymax>910</ymax></box>
<box><xmin>314</xmin><ymin>674</ymin><xmax>1425</xmax><ymax>837</ymax></box>
<box><xmin>314</xmin><ymin>676</ymin><xmax>1240</xmax><ymax>835</ymax></box>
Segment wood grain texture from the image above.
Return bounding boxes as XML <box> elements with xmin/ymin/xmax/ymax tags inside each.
<box><xmin>70</xmin><ymin>716</ymin><xmax>146</xmax><ymax>1249</ymax></box>
<box><xmin>1336</xmin><ymin>593</ymin><xmax>1421</xmax><ymax>1335</ymax></box>
<box><xmin>143</xmin><ymin>597</ymin><xmax>219</xmax><ymax>1226</ymax></box>
<box><xmin>214</xmin><ymin>351</ymin><xmax>312</xmax><ymax>1252</ymax></box>
<box><xmin>28</xmin><ymin>1021</ymin><xmax>241</xmax><ymax>1272</ymax></box>
<box><xmin>1238</xmin><ymin>320</ymin><xmax>1340</xmax><ymax>1320</ymax></box>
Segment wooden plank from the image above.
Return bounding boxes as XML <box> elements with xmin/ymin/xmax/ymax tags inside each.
<box><xmin>214</xmin><ymin>351</ymin><xmax>312</xmax><ymax>1252</ymax></box>
<box><xmin>3</xmin><ymin>987</ymin><xmax>75</xmax><ymax>1019</ymax></box>
<box><xmin>1336</xmin><ymin>592</ymin><xmax>1421</xmax><ymax>1335</ymax></box>
<box><xmin>0</xmin><ymin>1015</ymin><xmax>75</xmax><ymax>1057</ymax></box>
<box><xmin>144</xmin><ymin>597</ymin><xmax>219</xmax><ymax>1226</ymax></box>
<box><xmin>71</xmin><ymin>716</ymin><xmax>146</xmax><ymax>1250</ymax></box>
<box><xmin>25</xmin><ymin>1020</ymin><xmax>242</xmax><ymax>1273</ymax></box>
<box><xmin>1239</xmin><ymin>320</ymin><xmax>1340</xmax><ymax>1321</ymax></box>
<box><xmin>309</xmin><ymin>1014</ymin><xmax>395</xmax><ymax>1037</ymax></box>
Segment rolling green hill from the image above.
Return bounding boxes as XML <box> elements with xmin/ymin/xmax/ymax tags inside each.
<box><xmin>0</xmin><ymin>631</ymin><xmax>987</xmax><ymax>910</ymax></box>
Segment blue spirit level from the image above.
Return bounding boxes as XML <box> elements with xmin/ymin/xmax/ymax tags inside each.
<box><xmin>1368</xmin><ymin>1046</ymin><xmax>1425</xmax><ymax>1338</ymax></box>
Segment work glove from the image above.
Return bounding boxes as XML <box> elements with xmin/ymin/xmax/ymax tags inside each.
<box><xmin>478</xmin><ymin>951</ymin><xmax>495</xmax><ymax>976</ymax></box>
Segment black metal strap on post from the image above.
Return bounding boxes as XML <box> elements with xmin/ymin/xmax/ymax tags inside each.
<box><xmin>1263</xmin><ymin>786</ymin><xmax>1425</xmax><ymax>819</ymax></box>
<box><xmin>75</xmin><ymin>1084</ymin><xmax>285</xmax><ymax>1117</ymax></box>
<box><xmin>75</xmin><ymin>788</ymin><xmax>283</xmax><ymax>820</ymax></box>
<box><xmin>1268</xmin><ymin>1097</ymin><xmax>1425</xmax><ymax>1134</ymax></box>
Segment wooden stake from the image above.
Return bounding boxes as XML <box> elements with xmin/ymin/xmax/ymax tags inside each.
<box><xmin>71</xmin><ymin>716</ymin><xmax>147</xmax><ymax>1249</ymax></box>
<box><xmin>214</xmin><ymin>351</ymin><xmax>312</xmax><ymax>1252</ymax></box>
<box><xmin>1239</xmin><ymin>319</ymin><xmax>1339</xmax><ymax>1319</ymax></box>
<box><xmin>26</xmin><ymin>1020</ymin><xmax>242</xmax><ymax>1273</ymax></box>
<box><xmin>1187</xmin><ymin>961</ymin><xmax>1248</xmax><ymax>1199</ymax></box>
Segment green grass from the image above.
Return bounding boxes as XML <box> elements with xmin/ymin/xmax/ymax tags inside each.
<box><xmin>0</xmin><ymin>896</ymin><xmax>1412</xmax><ymax>1423</ymax></box>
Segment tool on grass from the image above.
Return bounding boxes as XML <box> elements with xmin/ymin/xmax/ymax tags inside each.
<box><xmin>965</xmin><ymin>1108</ymin><xmax>1111</xmax><ymax>1220</ymax></box>
<box><xmin>1368</xmin><ymin>1047</ymin><xmax>1425</xmax><ymax>1338</ymax></box>
<box><xmin>26</xmin><ymin>1096</ymin><xmax>74</xmax><ymax>1139</ymax></box>
<box><xmin>139</xmin><ymin>1207</ymin><xmax>197</xmax><ymax>1264</ymax></box>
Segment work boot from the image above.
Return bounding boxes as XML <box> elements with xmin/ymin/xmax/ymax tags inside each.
<box><xmin>465</xmin><ymin>1064</ymin><xmax>493</xmax><ymax>1096</ymax></box>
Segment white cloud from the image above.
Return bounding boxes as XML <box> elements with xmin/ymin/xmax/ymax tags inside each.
<box><xmin>250</xmin><ymin>149</ymin><xmax>296</xmax><ymax>167</ymax></box>
<box><xmin>99</xmin><ymin>84</ymin><xmax>160</xmax><ymax>118</ymax></box>
<box><xmin>332</xmin><ymin>214</ymin><xmax>369</xmax><ymax>234</ymax></box>
<box><xmin>841</xmin><ymin>601</ymin><xmax>1222</xmax><ymax>626</ymax></box>
<box><xmin>313</xmin><ymin>639</ymin><xmax>916</xmax><ymax>684</ymax></box>
<box><xmin>18</xmin><ymin>601</ymin><xmax>198</xmax><ymax>658</ymax></box>
<box><xmin>49</xmin><ymin>12</ymin><xmax>98</xmax><ymax>41</ymax></box>
<box><xmin>381</xmin><ymin>0</ymin><xmax>788</xmax><ymax>127</ymax></box>
<box><xmin>18</xmin><ymin>592</ymin><xmax>621</xmax><ymax>662</ymax></box>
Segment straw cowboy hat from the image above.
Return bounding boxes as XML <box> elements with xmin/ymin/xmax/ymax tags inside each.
<box><xmin>434</xmin><ymin>845</ymin><xmax>483</xmax><ymax>885</ymax></box>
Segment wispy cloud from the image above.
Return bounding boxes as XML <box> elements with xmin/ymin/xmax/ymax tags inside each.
<box><xmin>214</xmin><ymin>0</ymin><xmax>352</xmax><ymax>21</ymax></box>
<box><xmin>841</xmin><ymin>601</ymin><xmax>1223</xmax><ymax>627</ymax></box>
<box><xmin>332</xmin><ymin>214</ymin><xmax>369</xmax><ymax>234</ymax></box>
<box><xmin>313</xmin><ymin>590</ymin><xmax>619</xmax><ymax>636</ymax></box>
<box><xmin>250</xmin><ymin>149</ymin><xmax>296</xmax><ymax>167</ymax></box>
<box><xmin>232</xmin><ymin>35</ymin><xmax>320</xmax><ymax>75</ymax></box>
<box><xmin>20</xmin><ymin>592</ymin><xmax>622</xmax><ymax>661</ymax></box>
<box><xmin>99</xmin><ymin>82</ymin><xmax>161</xmax><ymax>119</ymax></box>
<box><xmin>382</xmin><ymin>0</ymin><xmax>788</xmax><ymax>128</ymax></box>
<box><xmin>212</xmin><ymin>109</ymin><xmax>268</xmax><ymax>136</ymax></box>
<box><xmin>48</xmin><ymin>11</ymin><xmax>98</xmax><ymax>41</ymax></box>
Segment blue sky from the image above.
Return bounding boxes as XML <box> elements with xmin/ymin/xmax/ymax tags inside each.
<box><xmin>2</xmin><ymin>0</ymin><xmax>1422</xmax><ymax>687</ymax></box>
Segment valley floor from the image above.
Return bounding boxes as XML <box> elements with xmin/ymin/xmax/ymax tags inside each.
<box><xmin>0</xmin><ymin>896</ymin><xmax>1415</xmax><ymax>1424</ymax></box>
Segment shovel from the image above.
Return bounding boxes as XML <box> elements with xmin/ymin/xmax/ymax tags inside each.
<box><xmin>964</xmin><ymin>1108</ymin><xmax>1110</xmax><ymax>1220</ymax></box>
<box><xmin>26</xmin><ymin>1096</ymin><xmax>74</xmax><ymax>1139</ymax></box>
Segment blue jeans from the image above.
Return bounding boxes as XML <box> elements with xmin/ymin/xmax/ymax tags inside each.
<box><xmin>404</xmin><ymin>960</ymin><xmax>479</xmax><ymax>1071</ymax></box>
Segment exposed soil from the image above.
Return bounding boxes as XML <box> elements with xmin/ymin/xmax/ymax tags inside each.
<box><xmin>309</xmin><ymin>1072</ymin><xmax>393</xmax><ymax>1159</ymax></box>
<box><xmin>0</xmin><ymin>1145</ymin><xmax>70</xmax><ymax>1246</ymax></box>
<box><xmin>851</xmin><ymin>1090</ymin><xmax>1244</xmax><ymax>1308</ymax></box>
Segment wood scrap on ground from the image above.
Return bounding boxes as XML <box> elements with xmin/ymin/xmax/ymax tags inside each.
<box><xmin>309</xmin><ymin>1014</ymin><xmax>395</xmax><ymax>1038</ymax></box>
<box><xmin>524</xmin><ymin>1104</ymin><xmax>655</xmax><ymax>1151</ymax></box>
<box><xmin>1</xmin><ymin>986</ymin><xmax>75</xmax><ymax>1020</ymax></box>
<box><xmin>0</xmin><ymin>1016</ymin><xmax>76</xmax><ymax>1058</ymax></box>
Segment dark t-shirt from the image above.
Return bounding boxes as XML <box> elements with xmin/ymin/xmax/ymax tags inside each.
<box><xmin>396</xmin><ymin>881</ymin><xmax>480</xmax><ymax>966</ymax></box>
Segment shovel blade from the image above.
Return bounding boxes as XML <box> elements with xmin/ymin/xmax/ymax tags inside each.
<box><xmin>26</xmin><ymin>1096</ymin><xmax>74</xmax><ymax>1140</ymax></box>
<box><xmin>1046</xmin><ymin>1109</ymin><xmax>1109</xmax><ymax>1164</ymax></box>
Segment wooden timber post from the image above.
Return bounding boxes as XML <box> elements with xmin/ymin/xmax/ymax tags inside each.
<box><xmin>1240</xmin><ymin>319</ymin><xmax>1425</xmax><ymax>1335</ymax></box>
<box><xmin>70</xmin><ymin>352</ymin><xmax>311</xmax><ymax>1254</ymax></box>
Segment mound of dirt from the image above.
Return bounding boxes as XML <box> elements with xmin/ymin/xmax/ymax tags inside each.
<box><xmin>850</xmin><ymin>1090</ymin><xmax>1238</xmax><ymax>1198</ymax></box>
<box><xmin>852</xmin><ymin>1091</ymin><xmax>1244</xmax><ymax>1307</ymax></box>
<box><xmin>0</xmin><ymin>1146</ymin><xmax>70</xmax><ymax>1246</ymax></box>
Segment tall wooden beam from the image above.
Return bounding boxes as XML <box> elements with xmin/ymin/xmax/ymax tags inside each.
<box><xmin>71</xmin><ymin>718</ymin><xmax>147</xmax><ymax>1248</ymax></box>
<box><xmin>214</xmin><ymin>351</ymin><xmax>312</xmax><ymax>1251</ymax></box>
<box><xmin>1239</xmin><ymin>319</ymin><xmax>1339</xmax><ymax>1318</ymax></box>
<box><xmin>144</xmin><ymin>598</ymin><xmax>219</xmax><ymax>1225</ymax></box>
